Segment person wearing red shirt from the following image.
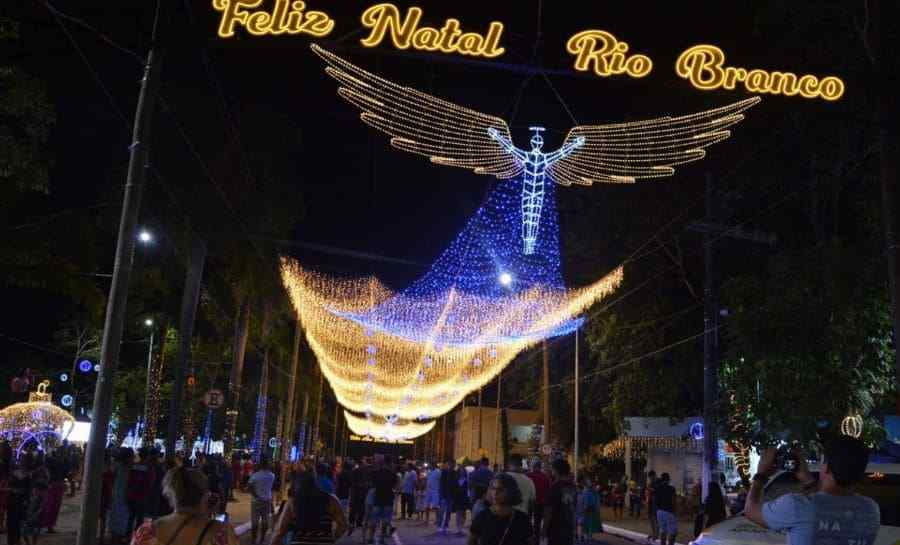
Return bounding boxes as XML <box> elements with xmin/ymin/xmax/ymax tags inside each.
<box><xmin>527</xmin><ymin>460</ymin><xmax>551</xmax><ymax>537</ymax></box>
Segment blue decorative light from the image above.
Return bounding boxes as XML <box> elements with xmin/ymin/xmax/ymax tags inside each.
<box><xmin>690</xmin><ymin>422</ymin><xmax>704</xmax><ymax>441</ymax></box>
<box><xmin>59</xmin><ymin>373</ymin><xmax>69</xmax><ymax>382</ymax></box>
<box><xmin>61</xmin><ymin>395</ymin><xmax>74</xmax><ymax>407</ymax></box>
<box><xmin>79</xmin><ymin>360</ymin><xmax>93</xmax><ymax>373</ymax></box>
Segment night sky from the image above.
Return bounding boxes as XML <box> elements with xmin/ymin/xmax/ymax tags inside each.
<box><xmin>7</xmin><ymin>1</ymin><xmax>867</xmax><ymax>373</ymax></box>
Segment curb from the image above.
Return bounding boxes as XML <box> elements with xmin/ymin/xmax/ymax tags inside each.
<box><xmin>603</xmin><ymin>523</ymin><xmax>687</xmax><ymax>545</ymax></box>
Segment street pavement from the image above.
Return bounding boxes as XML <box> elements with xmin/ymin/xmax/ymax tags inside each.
<box><xmin>36</xmin><ymin>491</ymin><xmax>655</xmax><ymax>545</ymax></box>
<box><xmin>332</xmin><ymin>516</ymin><xmax>640</xmax><ymax>545</ymax></box>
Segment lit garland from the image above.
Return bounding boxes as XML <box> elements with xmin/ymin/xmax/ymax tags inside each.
<box><xmin>343</xmin><ymin>411</ymin><xmax>435</xmax><ymax>441</ymax></box>
<box><xmin>282</xmin><ymin>179</ymin><xmax>623</xmax><ymax>421</ymax></box>
<box><xmin>312</xmin><ymin>45</ymin><xmax>759</xmax><ymax>253</ymax></box>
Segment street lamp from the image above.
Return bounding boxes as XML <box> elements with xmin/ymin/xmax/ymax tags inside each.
<box><xmin>138</xmin><ymin>230</ymin><xmax>154</xmax><ymax>243</ymax></box>
<box><xmin>498</xmin><ymin>271</ymin><xmax>513</xmax><ymax>287</ymax></box>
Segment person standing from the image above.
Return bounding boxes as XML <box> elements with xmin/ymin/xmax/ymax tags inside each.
<box><xmin>653</xmin><ymin>473</ymin><xmax>678</xmax><ymax>545</ymax></box>
<box><xmin>348</xmin><ymin>459</ymin><xmax>370</xmax><ymax>535</ymax></box>
<box><xmin>467</xmin><ymin>474</ymin><xmax>534</xmax><ymax>545</ymax></box>
<box><xmin>645</xmin><ymin>470</ymin><xmax>659</xmax><ymax>544</ymax></box>
<box><xmin>629</xmin><ymin>477</ymin><xmax>643</xmax><ymax>518</ymax></box>
<box><xmin>450</xmin><ymin>466</ymin><xmax>470</xmax><ymax>536</ymax></box>
<box><xmin>425</xmin><ymin>464</ymin><xmax>442</xmax><ymax>525</ymax></box>
<box><xmin>108</xmin><ymin>448</ymin><xmax>133</xmax><ymax>545</ymax></box>
<box><xmin>469</xmin><ymin>458</ymin><xmax>494</xmax><ymax>520</ymax></box>
<box><xmin>543</xmin><ymin>459</ymin><xmax>577</xmax><ymax>545</ymax></box>
<box><xmin>336</xmin><ymin>461</ymin><xmax>353</xmax><ymax>515</ymax></box>
<box><xmin>400</xmin><ymin>464</ymin><xmax>417</xmax><ymax>520</ymax></box>
<box><xmin>248</xmin><ymin>459</ymin><xmax>276</xmax><ymax>545</ymax></box>
<box><xmin>438</xmin><ymin>460</ymin><xmax>459</xmax><ymax>534</ymax></box>
<box><xmin>316</xmin><ymin>464</ymin><xmax>335</xmax><ymax>495</ymax></box>
<box><xmin>505</xmin><ymin>454</ymin><xmax>536</xmax><ymax>518</ymax></box>
<box><xmin>368</xmin><ymin>455</ymin><xmax>398</xmax><ymax>545</ymax></box>
<box><xmin>130</xmin><ymin>467</ymin><xmax>240</xmax><ymax>545</ymax></box>
<box><xmin>7</xmin><ymin>459</ymin><xmax>32</xmax><ymax>545</ymax></box>
<box><xmin>41</xmin><ymin>449</ymin><xmax>66</xmax><ymax>534</ymax></box>
<box><xmin>577</xmin><ymin>477</ymin><xmax>601</xmax><ymax>542</ymax></box>
<box><xmin>744</xmin><ymin>438</ymin><xmax>880</xmax><ymax>545</ymax></box>
<box><xmin>526</xmin><ymin>460</ymin><xmax>550</xmax><ymax>537</ymax></box>
<box><xmin>271</xmin><ymin>470</ymin><xmax>347</xmax><ymax>545</ymax></box>
<box><xmin>126</xmin><ymin>448</ymin><xmax>156</xmax><ymax>534</ymax></box>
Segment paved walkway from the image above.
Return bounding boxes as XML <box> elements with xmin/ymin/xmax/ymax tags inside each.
<box><xmin>35</xmin><ymin>492</ymin><xmax>683</xmax><ymax>545</ymax></box>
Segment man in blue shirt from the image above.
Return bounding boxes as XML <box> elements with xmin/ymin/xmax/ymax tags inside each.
<box><xmin>744</xmin><ymin>436</ymin><xmax>880</xmax><ymax>545</ymax></box>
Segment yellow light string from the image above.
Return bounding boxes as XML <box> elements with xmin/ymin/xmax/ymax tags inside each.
<box><xmin>343</xmin><ymin>411</ymin><xmax>436</xmax><ymax>441</ymax></box>
<box><xmin>282</xmin><ymin>259</ymin><xmax>623</xmax><ymax>421</ymax></box>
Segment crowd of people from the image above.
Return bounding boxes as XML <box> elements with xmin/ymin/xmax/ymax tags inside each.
<box><xmin>0</xmin><ymin>433</ymin><xmax>878</xmax><ymax>545</ymax></box>
<box><xmin>275</xmin><ymin>452</ymin><xmax>584</xmax><ymax>545</ymax></box>
<box><xmin>0</xmin><ymin>441</ymin><xmax>82</xmax><ymax>545</ymax></box>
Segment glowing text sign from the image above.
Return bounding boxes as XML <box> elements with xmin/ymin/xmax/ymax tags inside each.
<box><xmin>360</xmin><ymin>4</ymin><xmax>505</xmax><ymax>58</ymax></box>
<box><xmin>566</xmin><ymin>30</ymin><xmax>844</xmax><ymax>101</ymax></box>
<box><xmin>210</xmin><ymin>3</ymin><xmax>845</xmax><ymax>101</ymax></box>
<box><xmin>675</xmin><ymin>44</ymin><xmax>844</xmax><ymax>101</ymax></box>
<box><xmin>213</xmin><ymin>0</ymin><xmax>335</xmax><ymax>38</ymax></box>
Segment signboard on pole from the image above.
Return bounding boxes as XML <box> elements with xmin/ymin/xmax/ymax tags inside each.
<box><xmin>203</xmin><ymin>389</ymin><xmax>224</xmax><ymax>409</ymax></box>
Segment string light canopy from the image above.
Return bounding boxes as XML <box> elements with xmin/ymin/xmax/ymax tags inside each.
<box><xmin>282</xmin><ymin>178</ymin><xmax>623</xmax><ymax>421</ymax></box>
<box><xmin>343</xmin><ymin>411</ymin><xmax>436</xmax><ymax>441</ymax></box>
<box><xmin>311</xmin><ymin>44</ymin><xmax>760</xmax><ymax>254</ymax></box>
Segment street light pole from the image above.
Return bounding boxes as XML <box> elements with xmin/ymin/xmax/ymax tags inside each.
<box><xmin>76</xmin><ymin>13</ymin><xmax>165</xmax><ymax>544</ymax></box>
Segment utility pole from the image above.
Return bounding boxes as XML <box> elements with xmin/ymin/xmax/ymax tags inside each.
<box><xmin>689</xmin><ymin>174</ymin><xmax>776</xmax><ymax>501</ymax></box>
<box><xmin>495</xmin><ymin>370</ymin><xmax>502</xmax><ymax>466</ymax></box>
<box><xmin>542</xmin><ymin>340</ymin><xmax>550</xmax><ymax>446</ymax></box>
<box><xmin>477</xmin><ymin>387</ymin><xmax>483</xmax><ymax>452</ymax></box>
<box><xmin>167</xmin><ymin>235</ymin><xmax>207</xmax><ymax>455</ymax></box>
<box><xmin>313</xmin><ymin>371</ymin><xmax>324</xmax><ymax>454</ymax></box>
<box><xmin>76</xmin><ymin>10</ymin><xmax>164</xmax><ymax>545</ymax></box>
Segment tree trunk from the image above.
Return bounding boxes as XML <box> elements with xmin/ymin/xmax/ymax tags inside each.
<box><xmin>166</xmin><ymin>236</ymin><xmax>207</xmax><ymax>456</ymax></box>
<box><xmin>250</xmin><ymin>302</ymin><xmax>272</xmax><ymax>462</ymax></box>
<box><xmin>281</xmin><ymin>320</ymin><xmax>302</xmax><ymax>477</ymax></box>
<box><xmin>224</xmin><ymin>299</ymin><xmax>251</xmax><ymax>454</ymax></box>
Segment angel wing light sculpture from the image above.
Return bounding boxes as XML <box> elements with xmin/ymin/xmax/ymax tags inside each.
<box><xmin>311</xmin><ymin>44</ymin><xmax>761</xmax><ymax>255</ymax></box>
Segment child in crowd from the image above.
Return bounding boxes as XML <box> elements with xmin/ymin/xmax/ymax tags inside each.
<box><xmin>577</xmin><ymin>478</ymin><xmax>602</xmax><ymax>543</ymax></box>
<box><xmin>23</xmin><ymin>481</ymin><xmax>46</xmax><ymax>545</ymax></box>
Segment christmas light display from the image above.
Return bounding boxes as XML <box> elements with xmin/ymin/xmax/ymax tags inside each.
<box><xmin>312</xmin><ymin>45</ymin><xmax>760</xmax><ymax>253</ymax></box>
<box><xmin>0</xmin><ymin>382</ymin><xmax>74</xmax><ymax>457</ymax></box>
<box><xmin>344</xmin><ymin>411</ymin><xmax>435</xmax><ymax>441</ymax></box>
<box><xmin>282</xmin><ymin>178</ymin><xmax>623</xmax><ymax>421</ymax></box>
<box><xmin>841</xmin><ymin>414</ymin><xmax>863</xmax><ymax>438</ymax></box>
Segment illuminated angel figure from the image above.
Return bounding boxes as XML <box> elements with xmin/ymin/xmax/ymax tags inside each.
<box><xmin>488</xmin><ymin>125</ymin><xmax>584</xmax><ymax>253</ymax></box>
<box><xmin>312</xmin><ymin>44</ymin><xmax>760</xmax><ymax>254</ymax></box>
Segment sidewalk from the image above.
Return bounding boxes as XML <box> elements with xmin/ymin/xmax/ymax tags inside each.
<box><xmin>599</xmin><ymin>506</ymin><xmax>692</xmax><ymax>545</ymax></box>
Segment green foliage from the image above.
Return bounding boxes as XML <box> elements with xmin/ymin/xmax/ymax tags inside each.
<box><xmin>721</xmin><ymin>242</ymin><xmax>895</xmax><ymax>448</ymax></box>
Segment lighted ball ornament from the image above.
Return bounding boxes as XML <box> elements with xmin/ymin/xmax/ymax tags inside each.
<box><xmin>78</xmin><ymin>360</ymin><xmax>93</xmax><ymax>373</ymax></box>
<box><xmin>0</xmin><ymin>381</ymin><xmax>74</xmax><ymax>457</ymax></box>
